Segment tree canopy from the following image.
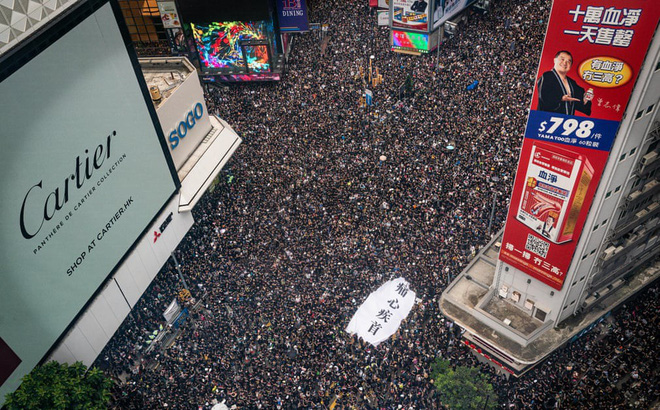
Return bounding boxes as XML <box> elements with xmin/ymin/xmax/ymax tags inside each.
<box><xmin>431</xmin><ymin>358</ymin><xmax>498</xmax><ymax>409</ymax></box>
<box><xmin>4</xmin><ymin>361</ymin><xmax>112</xmax><ymax>410</ymax></box>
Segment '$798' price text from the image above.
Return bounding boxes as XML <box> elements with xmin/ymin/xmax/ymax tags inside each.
<box><xmin>538</xmin><ymin>117</ymin><xmax>595</xmax><ymax>138</ymax></box>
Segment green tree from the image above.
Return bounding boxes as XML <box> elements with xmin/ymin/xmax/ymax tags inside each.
<box><xmin>4</xmin><ymin>361</ymin><xmax>112</xmax><ymax>410</ymax></box>
<box><xmin>404</xmin><ymin>73</ymin><xmax>415</xmax><ymax>96</ymax></box>
<box><xmin>431</xmin><ymin>358</ymin><xmax>497</xmax><ymax>409</ymax></box>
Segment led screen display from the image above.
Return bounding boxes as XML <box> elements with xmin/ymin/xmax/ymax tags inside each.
<box><xmin>392</xmin><ymin>30</ymin><xmax>429</xmax><ymax>52</ymax></box>
<box><xmin>191</xmin><ymin>21</ymin><xmax>271</xmax><ymax>70</ymax></box>
<box><xmin>243</xmin><ymin>44</ymin><xmax>270</xmax><ymax>72</ymax></box>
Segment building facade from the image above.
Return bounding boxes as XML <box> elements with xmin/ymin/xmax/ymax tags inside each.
<box><xmin>441</xmin><ymin>1</ymin><xmax>660</xmax><ymax>375</ymax></box>
<box><xmin>0</xmin><ymin>0</ymin><xmax>241</xmax><ymax>402</ymax></box>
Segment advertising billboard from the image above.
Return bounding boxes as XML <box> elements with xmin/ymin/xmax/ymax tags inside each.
<box><xmin>243</xmin><ymin>44</ymin><xmax>271</xmax><ymax>72</ymax></box>
<box><xmin>275</xmin><ymin>0</ymin><xmax>309</xmax><ymax>32</ymax></box>
<box><xmin>191</xmin><ymin>21</ymin><xmax>273</xmax><ymax>71</ymax></box>
<box><xmin>0</xmin><ymin>0</ymin><xmax>178</xmax><ymax>400</ymax></box>
<box><xmin>392</xmin><ymin>29</ymin><xmax>429</xmax><ymax>53</ymax></box>
<box><xmin>392</xmin><ymin>0</ymin><xmax>429</xmax><ymax>32</ymax></box>
<box><xmin>498</xmin><ymin>0</ymin><xmax>660</xmax><ymax>290</ymax></box>
<box><xmin>378</xmin><ymin>10</ymin><xmax>390</xmax><ymax>26</ymax></box>
<box><xmin>157</xmin><ymin>1</ymin><xmax>181</xmax><ymax>29</ymax></box>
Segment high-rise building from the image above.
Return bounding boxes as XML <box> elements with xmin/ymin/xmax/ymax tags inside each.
<box><xmin>441</xmin><ymin>0</ymin><xmax>660</xmax><ymax>376</ymax></box>
<box><xmin>0</xmin><ymin>0</ymin><xmax>241</xmax><ymax>403</ymax></box>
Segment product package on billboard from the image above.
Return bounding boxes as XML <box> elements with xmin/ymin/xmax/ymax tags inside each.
<box><xmin>516</xmin><ymin>141</ymin><xmax>593</xmax><ymax>244</ymax></box>
<box><xmin>498</xmin><ymin>0</ymin><xmax>660</xmax><ymax>291</ymax></box>
<box><xmin>392</xmin><ymin>0</ymin><xmax>429</xmax><ymax>31</ymax></box>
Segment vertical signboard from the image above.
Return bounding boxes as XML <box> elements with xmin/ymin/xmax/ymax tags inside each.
<box><xmin>392</xmin><ymin>0</ymin><xmax>429</xmax><ymax>32</ymax></box>
<box><xmin>499</xmin><ymin>0</ymin><xmax>659</xmax><ymax>290</ymax></box>
<box><xmin>276</xmin><ymin>0</ymin><xmax>310</xmax><ymax>32</ymax></box>
<box><xmin>157</xmin><ymin>1</ymin><xmax>181</xmax><ymax>29</ymax></box>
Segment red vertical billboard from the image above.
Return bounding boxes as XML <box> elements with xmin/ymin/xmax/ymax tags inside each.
<box><xmin>499</xmin><ymin>0</ymin><xmax>660</xmax><ymax>290</ymax></box>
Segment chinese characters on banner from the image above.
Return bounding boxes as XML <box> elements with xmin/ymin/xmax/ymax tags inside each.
<box><xmin>346</xmin><ymin>278</ymin><xmax>416</xmax><ymax>346</ymax></box>
<box><xmin>498</xmin><ymin>0</ymin><xmax>659</xmax><ymax>290</ymax></box>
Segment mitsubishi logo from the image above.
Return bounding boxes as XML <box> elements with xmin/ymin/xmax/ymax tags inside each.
<box><xmin>153</xmin><ymin>212</ymin><xmax>173</xmax><ymax>243</ymax></box>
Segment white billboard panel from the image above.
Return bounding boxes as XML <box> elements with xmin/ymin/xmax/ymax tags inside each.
<box><xmin>378</xmin><ymin>10</ymin><xmax>390</xmax><ymax>26</ymax></box>
<box><xmin>0</xmin><ymin>0</ymin><xmax>177</xmax><ymax>400</ymax></box>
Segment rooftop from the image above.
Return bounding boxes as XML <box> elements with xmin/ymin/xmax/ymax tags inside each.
<box><xmin>138</xmin><ymin>57</ymin><xmax>196</xmax><ymax>109</ymax></box>
<box><xmin>441</xmin><ymin>229</ymin><xmax>660</xmax><ymax>366</ymax></box>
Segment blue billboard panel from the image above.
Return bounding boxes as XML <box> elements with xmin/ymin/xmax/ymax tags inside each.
<box><xmin>276</xmin><ymin>0</ymin><xmax>309</xmax><ymax>32</ymax></box>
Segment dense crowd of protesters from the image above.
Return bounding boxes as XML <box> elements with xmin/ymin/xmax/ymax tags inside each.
<box><xmin>98</xmin><ymin>0</ymin><xmax>659</xmax><ymax>408</ymax></box>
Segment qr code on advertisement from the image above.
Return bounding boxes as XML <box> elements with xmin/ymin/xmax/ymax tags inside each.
<box><xmin>525</xmin><ymin>234</ymin><xmax>549</xmax><ymax>258</ymax></box>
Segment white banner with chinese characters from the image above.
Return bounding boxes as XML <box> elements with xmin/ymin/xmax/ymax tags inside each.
<box><xmin>345</xmin><ymin>277</ymin><xmax>416</xmax><ymax>346</ymax></box>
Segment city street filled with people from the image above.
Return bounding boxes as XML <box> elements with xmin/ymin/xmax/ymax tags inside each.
<box><xmin>98</xmin><ymin>0</ymin><xmax>659</xmax><ymax>408</ymax></box>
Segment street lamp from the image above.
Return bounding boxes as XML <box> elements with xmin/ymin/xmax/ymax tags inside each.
<box><xmin>170</xmin><ymin>251</ymin><xmax>190</xmax><ymax>291</ymax></box>
<box><xmin>369</xmin><ymin>55</ymin><xmax>375</xmax><ymax>83</ymax></box>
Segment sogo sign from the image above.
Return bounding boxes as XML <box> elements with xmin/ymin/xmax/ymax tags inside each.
<box><xmin>168</xmin><ymin>102</ymin><xmax>204</xmax><ymax>150</ymax></box>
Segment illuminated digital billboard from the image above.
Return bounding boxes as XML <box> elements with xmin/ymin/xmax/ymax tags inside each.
<box><xmin>392</xmin><ymin>29</ymin><xmax>429</xmax><ymax>53</ymax></box>
<box><xmin>0</xmin><ymin>0</ymin><xmax>178</xmax><ymax>401</ymax></box>
<box><xmin>243</xmin><ymin>43</ymin><xmax>271</xmax><ymax>72</ymax></box>
<box><xmin>191</xmin><ymin>21</ymin><xmax>273</xmax><ymax>71</ymax></box>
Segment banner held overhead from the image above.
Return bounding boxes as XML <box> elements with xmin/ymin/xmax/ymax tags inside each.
<box><xmin>346</xmin><ymin>278</ymin><xmax>416</xmax><ymax>346</ymax></box>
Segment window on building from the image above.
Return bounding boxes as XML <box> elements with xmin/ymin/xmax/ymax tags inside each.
<box><xmin>119</xmin><ymin>0</ymin><xmax>168</xmax><ymax>55</ymax></box>
<box><xmin>580</xmin><ymin>276</ymin><xmax>585</xmax><ymax>282</ymax></box>
<box><xmin>606</xmin><ymin>191</ymin><xmax>612</xmax><ymax>198</ymax></box>
<box><xmin>620</xmin><ymin>153</ymin><xmax>626</xmax><ymax>161</ymax></box>
<box><xmin>534</xmin><ymin>308</ymin><xmax>547</xmax><ymax>321</ymax></box>
<box><xmin>635</xmin><ymin>110</ymin><xmax>644</xmax><ymax>119</ymax></box>
<box><xmin>593</xmin><ymin>224</ymin><xmax>599</xmax><ymax>231</ymax></box>
<box><xmin>570</xmin><ymin>300</ymin><xmax>576</xmax><ymax>305</ymax></box>
<box><xmin>630</xmin><ymin>147</ymin><xmax>636</xmax><ymax>156</ymax></box>
<box><xmin>615</xmin><ymin>185</ymin><xmax>621</xmax><ymax>192</ymax></box>
<box><xmin>647</xmin><ymin>104</ymin><xmax>655</xmax><ymax>114</ymax></box>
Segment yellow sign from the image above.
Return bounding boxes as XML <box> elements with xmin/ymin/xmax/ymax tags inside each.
<box><xmin>578</xmin><ymin>56</ymin><xmax>633</xmax><ymax>89</ymax></box>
